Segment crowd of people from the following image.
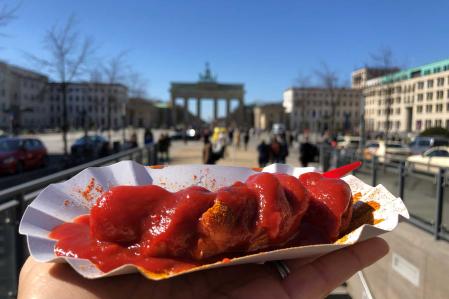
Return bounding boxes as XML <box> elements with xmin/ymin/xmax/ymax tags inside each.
<box><xmin>202</xmin><ymin>127</ymin><xmax>252</xmax><ymax>165</ymax></box>
<box><xmin>256</xmin><ymin>135</ymin><xmax>289</xmax><ymax>167</ymax></box>
<box><xmin>134</xmin><ymin>127</ymin><xmax>332</xmax><ymax>169</ymax></box>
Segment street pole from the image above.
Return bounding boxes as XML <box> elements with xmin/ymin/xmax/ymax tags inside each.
<box><xmin>359</xmin><ymin>92</ymin><xmax>366</xmax><ymax>153</ymax></box>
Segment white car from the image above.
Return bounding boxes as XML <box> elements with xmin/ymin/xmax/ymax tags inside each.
<box><xmin>364</xmin><ymin>141</ymin><xmax>410</xmax><ymax>163</ymax></box>
<box><xmin>337</xmin><ymin>136</ymin><xmax>360</xmax><ymax>149</ymax></box>
<box><xmin>407</xmin><ymin>147</ymin><xmax>449</xmax><ymax>174</ymax></box>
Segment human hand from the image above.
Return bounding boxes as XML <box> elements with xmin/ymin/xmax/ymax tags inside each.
<box><xmin>18</xmin><ymin>237</ymin><xmax>388</xmax><ymax>299</ymax></box>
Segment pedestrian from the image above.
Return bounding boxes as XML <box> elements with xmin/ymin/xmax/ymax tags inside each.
<box><xmin>144</xmin><ymin>128</ymin><xmax>154</xmax><ymax>145</ymax></box>
<box><xmin>279</xmin><ymin>136</ymin><xmax>289</xmax><ymax>163</ymax></box>
<box><xmin>158</xmin><ymin>133</ymin><xmax>171</xmax><ymax>162</ymax></box>
<box><xmin>257</xmin><ymin>140</ymin><xmax>269</xmax><ymax>167</ymax></box>
<box><xmin>234</xmin><ymin>129</ymin><xmax>241</xmax><ymax>150</ymax></box>
<box><xmin>300</xmin><ymin>137</ymin><xmax>317</xmax><ymax>167</ymax></box>
<box><xmin>182</xmin><ymin>129</ymin><xmax>188</xmax><ymax>145</ymax></box>
<box><xmin>130</xmin><ymin>133</ymin><xmax>138</xmax><ymax>148</ymax></box>
<box><xmin>202</xmin><ymin>135</ymin><xmax>216</xmax><ymax>164</ymax></box>
<box><xmin>214</xmin><ymin>131</ymin><xmax>227</xmax><ymax>161</ymax></box>
<box><xmin>228</xmin><ymin>128</ymin><xmax>234</xmax><ymax>145</ymax></box>
<box><xmin>269</xmin><ymin>136</ymin><xmax>281</xmax><ymax>163</ymax></box>
<box><xmin>243</xmin><ymin>130</ymin><xmax>250</xmax><ymax>151</ymax></box>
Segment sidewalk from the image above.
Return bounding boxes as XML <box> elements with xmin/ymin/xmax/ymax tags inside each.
<box><xmin>168</xmin><ymin>139</ymin><xmax>305</xmax><ymax>168</ymax></box>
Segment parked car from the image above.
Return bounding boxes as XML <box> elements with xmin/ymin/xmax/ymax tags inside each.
<box><xmin>409</xmin><ymin>136</ymin><xmax>449</xmax><ymax>155</ymax></box>
<box><xmin>407</xmin><ymin>147</ymin><xmax>449</xmax><ymax>174</ymax></box>
<box><xmin>337</xmin><ymin>136</ymin><xmax>360</xmax><ymax>149</ymax></box>
<box><xmin>0</xmin><ymin>137</ymin><xmax>48</xmax><ymax>175</ymax></box>
<box><xmin>71</xmin><ymin>135</ymin><xmax>109</xmax><ymax>158</ymax></box>
<box><xmin>363</xmin><ymin>141</ymin><xmax>411</xmax><ymax>163</ymax></box>
<box><xmin>186</xmin><ymin>128</ymin><xmax>199</xmax><ymax>140</ymax></box>
<box><xmin>168</xmin><ymin>129</ymin><xmax>184</xmax><ymax>140</ymax></box>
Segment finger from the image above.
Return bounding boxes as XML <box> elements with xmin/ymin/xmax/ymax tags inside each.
<box><xmin>282</xmin><ymin>237</ymin><xmax>389</xmax><ymax>299</ymax></box>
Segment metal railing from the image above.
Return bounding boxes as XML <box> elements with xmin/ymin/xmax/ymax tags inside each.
<box><xmin>326</xmin><ymin>148</ymin><xmax>449</xmax><ymax>242</ymax></box>
<box><xmin>0</xmin><ymin>145</ymin><xmax>158</xmax><ymax>299</ymax></box>
<box><xmin>323</xmin><ymin>148</ymin><xmax>449</xmax><ymax>299</ymax></box>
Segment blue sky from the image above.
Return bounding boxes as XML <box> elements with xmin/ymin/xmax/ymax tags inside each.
<box><xmin>1</xmin><ymin>0</ymin><xmax>449</xmax><ymax>111</ymax></box>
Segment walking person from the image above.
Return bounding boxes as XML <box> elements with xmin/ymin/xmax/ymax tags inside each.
<box><xmin>269</xmin><ymin>136</ymin><xmax>281</xmax><ymax>163</ymax></box>
<box><xmin>299</xmin><ymin>137</ymin><xmax>317</xmax><ymax>167</ymax></box>
<box><xmin>243</xmin><ymin>130</ymin><xmax>250</xmax><ymax>151</ymax></box>
<box><xmin>144</xmin><ymin>128</ymin><xmax>154</xmax><ymax>145</ymax></box>
<box><xmin>130</xmin><ymin>133</ymin><xmax>138</xmax><ymax>148</ymax></box>
<box><xmin>257</xmin><ymin>139</ymin><xmax>269</xmax><ymax>167</ymax></box>
<box><xmin>279</xmin><ymin>136</ymin><xmax>289</xmax><ymax>163</ymax></box>
<box><xmin>234</xmin><ymin>129</ymin><xmax>241</xmax><ymax>150</ymax></box>
<box><xmin>202</xmin><ymin>135</ymin><xmax>216</xmax><ymax>165</ymax></box>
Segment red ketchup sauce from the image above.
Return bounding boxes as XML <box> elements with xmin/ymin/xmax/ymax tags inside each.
<box><xmin>49</xmin><ymin>172</ymin><xmax>352</xmax><ymax>276</ymax></box>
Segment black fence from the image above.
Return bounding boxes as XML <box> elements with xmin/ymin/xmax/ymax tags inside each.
<box><xmin>324</xmin><ymin>147</ymin><xmax>449</xmax><ymax>242</ymax></box>
<box><xmin>0</xmin><ymin>145</ymin><xmax>158</xmax><ymax>299</ymax></box>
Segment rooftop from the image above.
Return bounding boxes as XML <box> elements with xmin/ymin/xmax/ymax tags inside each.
<box><xmin>374</xmin><ymin>57</ymin><xmax>449</xmax><ymax>84</ymax></box>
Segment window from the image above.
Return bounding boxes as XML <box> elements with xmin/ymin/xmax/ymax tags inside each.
<box><xmin>417</xmin><ymin>94</ymin><xmax>423</xmax><ymax>101</ymax></box>
<box><xmin>396</xmin><ymin>108</ymin><xmax>401</xmax><ymax>114</ymax></box>
<box><xmin>416</xmin><ymin>120</ymin><xmax>422</xmax><ymax>130</ymax></box>
<box><xmin>425</xmin><ymin>120</ymin><xmax>432</xmax><ymax>128</ymax></box>
<box><xmin>428</xmin><ymin>80</ymin><xmax>434</xmax><ymax>88</ymax></box>
<box><xmin>427</xmin><ymin>149</ymin><xmax>449</xmax><ymax>157</ymax></box>
<box><xmin>437</xmin><ymin>77</ymin><xmax>445</xmax><ymax>86</ymax></box>
<box><xmin>426</xmin><ymin>92</ymin><xmax>433</xmax><ymax>100</ymax></box>
<box><xmin>436</xmin><ymin>104</ymin><xmax>443</xmax><ymax>112</ymax></box>
<box><xmin>426</xmin><ymin>104</ymin><xmax>433</xmax><ymax>112</ymax></box>
<box><xmin>436</xmin><ymin>119</ymin><xmax>442</xmax><ymax>127</ymax></box>
<box><xmin>417</xmin><ymin>106</ymin><xmax>423</xmax><ymax>113</ymax></box>
<box><xmin>446</xmin><ymin>119</ymin><xmax>449</xmax><ymax>129</ymax></box>
<box><xmin>437</xmin><ymin>90</ymin><xmax>444</xmax><ymax>99</ymax></box>
<box><xmin>396</xmin><ymin>97</ymin><xmax>401</xmax><ymax>104</ymax></box>
<box><xmin>417</xmin><ymin>81</ymin><xmax>424</xmax><ymax>89</ymax></box>
<box><xmin>395</xmin><ymin>121</ymin><xmax>400</xmax><ymax>129</ymax></box>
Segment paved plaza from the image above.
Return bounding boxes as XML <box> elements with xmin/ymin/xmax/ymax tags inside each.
<box><xmin>168</xmin><ymin>137</ymin><xmax>303</xmax><ymax>168</ymax></box>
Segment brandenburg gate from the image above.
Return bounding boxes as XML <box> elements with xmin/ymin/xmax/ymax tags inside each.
<box><xmin>170</xmin><ymin>64</ymin><xmax>245</xmax><ymax>126</ymax></box>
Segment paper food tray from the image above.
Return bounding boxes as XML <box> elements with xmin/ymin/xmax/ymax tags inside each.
<box><xmin>19</xmin><ymin>161</ymin><xmax>409</xmax><ymax>280</ymax></box>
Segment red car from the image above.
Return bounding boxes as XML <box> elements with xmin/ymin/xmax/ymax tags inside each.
<box><xmin>0</xmin><ymin>137</ymin><xmax>48</xmax><ymax>175</ymax></box>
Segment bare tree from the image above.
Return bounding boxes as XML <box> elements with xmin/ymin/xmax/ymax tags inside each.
<box><xmin>31</xmin><ymin>15</ymin><xmax>94</xmax><ymax>156</ymax></box>
<box><xmin>100</xmin><ymin>52</ymin><xmax>129</xmax><ymax>143</ymax></box>
<box><xmin>370</xmin><ymin>47</ymin><xmax>396</xmax><ymax>140</ymax></box>
<box><xmin>315</xmin><ymin>63</ymin><xmax>340</xmax><ymax>133</ymax></box>
<box><xmin>0</xmin><ymin>1</ymin><xmax>19</xmax><ymax>31</ymax></box>
<box><xmin>93</xmin><ymin>52</ymin><xmax>149</xmax><ymax>144</ymax></box>
<box><xmin>127</xmin><ymin>71</ymin><xmax>148</xmax><ymax>98</ymax></box>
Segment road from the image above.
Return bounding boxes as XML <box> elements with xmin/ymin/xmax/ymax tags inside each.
<box><xmin>0</xmin><ymin>129</ymin><xmax>163</xmax><ymax>190</ymax></box>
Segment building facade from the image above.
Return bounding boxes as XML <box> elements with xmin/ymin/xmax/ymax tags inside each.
<box><xmin>47</xmin><ymin>82</ymin><xmax>128</xmax><ymax>130</ymax></box>
<box><xmin>283</xmin><ymin>87</ymin><xmax>362</xmax><ymax>133</ymax></box>
<box><xmin>362</xmin><ymin>58</ymin><xmax>449</xmax><ymax>135</ymax></box>
<box><xmin>351</xmin><ymin>67</ymin><xmax>399</xmax><ymax>89</ymax></box>
<box><xmin>253</xmin><ymin>103</ymin><xmax>286</xmax><ymax>130</ymax></box>
<box><xmin>0</xmin><ymin>62</ymin><xmax>49</xmax><ymax>132</ymax></box>
<box><xmin>126</xmin><ymin>98</ymin><xmax>174</xmax><ymax>128</ymax></box>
